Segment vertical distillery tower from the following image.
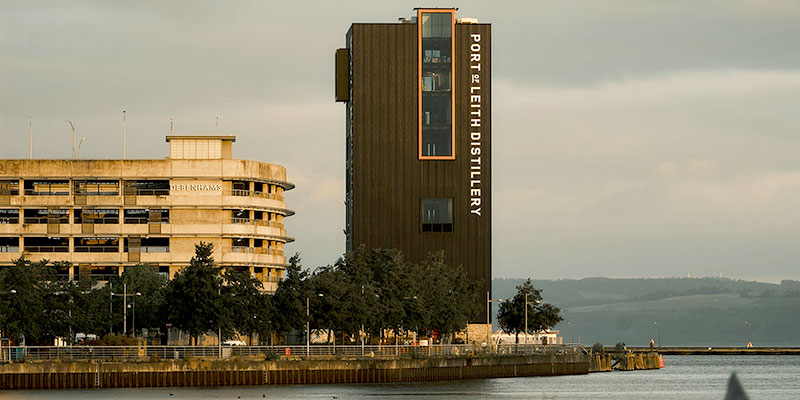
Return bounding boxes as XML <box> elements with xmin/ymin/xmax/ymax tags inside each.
<box><xmin>336</xmin><ymin>9</ymin><xmax>491</xmax><ymax>321</ymax></box>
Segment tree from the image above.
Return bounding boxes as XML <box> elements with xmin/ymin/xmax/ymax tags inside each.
<box><xmin>162</xmin><ymin>242</ymin><xmax>223</xmax><ymax>345</ymax></box>
<box><xmin>411</xmin><ymin>251</ymin><xmax>477</xmax><ymax>343</ymax></box>
<box><xmin>222</xmin><ymin>268</ymin><xmax>273</xmax><ymax>345</ymax></box>
<box><xmin>0</xmin><ymin>258</ymin><xmax>53</xmax><ymax>344</ymax></box>
<box><xmin>271</xmin><ymin>254</ymin><xmax>310</xmax><ymax>339</ymax></box>
<box><xmin>497</xmin><ymin>278</ymin><xmax>563</xmax><ymax>343</ymax></box>
<box><xmin>112</xmin><ymin>263</ymin><xmax>167</xmax><ymax>335</ymax></box>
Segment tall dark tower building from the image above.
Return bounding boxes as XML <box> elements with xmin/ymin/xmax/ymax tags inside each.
<box><xmin>335</xmin><ymin>9</ymin><xmax>491</xmax><ymax>321</ymax></box>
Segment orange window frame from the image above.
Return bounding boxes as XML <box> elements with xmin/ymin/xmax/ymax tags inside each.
<box><xmin>418</xmin><ymin>9</ymin><xmax>456</xmax><ymax>160</ymax></box>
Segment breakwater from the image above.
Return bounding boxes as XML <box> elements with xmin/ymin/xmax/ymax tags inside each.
<box><xmin>629</xmin><ymin>347</ymin><xmax>800</xmax><ymax>355</ymax></box>
<box><xmin>0</xmin><ymin>353</ymin><xmax>590</xmax><ymax>389</ymax></box>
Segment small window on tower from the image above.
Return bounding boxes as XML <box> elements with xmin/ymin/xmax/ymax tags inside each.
<box><xmin>421</xmin><ymin>198</ymin><xmax>453</xmax><ymax>232</ymax></box>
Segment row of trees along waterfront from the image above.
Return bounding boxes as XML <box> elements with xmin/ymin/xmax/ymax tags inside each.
<box><xmin>0</xmin><ymin>243</ymin><xmax>561</xmax><ymax>346</ymax></box>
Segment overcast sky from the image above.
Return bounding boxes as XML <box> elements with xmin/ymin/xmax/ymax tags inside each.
<box><xmin>2</xmin><ymin>1</ymin><xmax>799</xmax><ymax>282</ymax></box>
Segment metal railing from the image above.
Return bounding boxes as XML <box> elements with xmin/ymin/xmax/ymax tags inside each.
<box><xmin>253</xmin><ymin>191</ymin><xmax>284</xmax><ymax>201</ymax></box>
<box><xmin>23</xmin><ymin>217</ymin><xmax>69</xmax><ymax>224</ymax></box>
<box><xmin>23</xmin><ymin>245</ymin><xmax>69</xmax><ymax>253</ymax></box>
<box><xmin>133</xmin><ymin>189</ymin><xmax>170</xmax><ymax>196</ymax></box>
<box><xmin>73</xmin><ymin>245</ymin><xmax>120</xmax><ymax>253</ymax></box>
<box><xmin>4</xmin><ymin>344</ymin><xmax>586</xmax><ymax>362</ymax></box>
<box><xmin>0</xmin><ymin>246</ymin><xmax>20</xmax><ymax>253</ymax></box>
<box><xmin>23</xmin><ymin>190</ymin><xmax>70</xmax><ymax>196</ymax></box>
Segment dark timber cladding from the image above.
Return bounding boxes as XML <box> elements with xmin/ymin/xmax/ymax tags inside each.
<box><xmin>339</xmin><ymin>12</ymin><xmax>491</xmax><ymax>322</ymax></box>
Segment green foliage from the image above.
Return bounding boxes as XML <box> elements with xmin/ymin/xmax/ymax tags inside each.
<box><xmin>162</xmin><ymin>242</ymin><xmax>224</xmax><ymax>345</ymax></box>
<box><xmin>614</xmin><ymin>342</ymin><xmax>627</xmax><ymax>352</ymax></box>
<box><xmin>271</xmin><ymin>254</ymin><xmax>310</xmax><ymax>336</ymax></box>
<box><xmin>222</xmin><ymin>267</ymin><xmax>273</xmax><ymax>344</ymax></box>
<box><xmin>1</xmin><ymin>245</ymin><xmax>482</xmax><ymax>346</ymax></box>
<box><xmin>592</xmin><ymin>342</ymin><xmax>605</xmax><ymax>354</ymax></box>
<box><xmin>497</xmin><ymin>278</ymin><xmax>563</xmax><ymax>341</ymax></box>
<box><xmin>115</xmin><ymin>264</ymin><xmax>167</xmax><ymax>333</ymax></box>
<box><xmin>411</xmin><ymin>252</ymin><xmax>478</xmax><ymax>341</ymax></box>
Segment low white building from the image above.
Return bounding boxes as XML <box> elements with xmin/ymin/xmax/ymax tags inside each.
<box><xmin>494</xmin><ymin>329</ymin><xmax>563</xmax><ymax>345</ymax></box>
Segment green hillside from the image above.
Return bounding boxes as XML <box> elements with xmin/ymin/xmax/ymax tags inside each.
<box><xmin>493</xmin><ymin>278</ymin><xmax>800</xmax><ymax>347</ymax></box>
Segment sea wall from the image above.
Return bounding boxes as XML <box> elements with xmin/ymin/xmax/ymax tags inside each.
<box><xmin>589</xmin><ymin>354</ymin><xmax>612</xmax><ymax>372</ymax></box>
<box><xmin>614</xmin><ymin>352</ymin><xmax>662</xmax><ymax>371</ymax></box>
<box><xmin>0</xmin><ymin>353</ymin><xmax>590</xmax><ymax>389</ymax></box>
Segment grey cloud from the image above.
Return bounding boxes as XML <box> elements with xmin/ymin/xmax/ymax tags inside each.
<box><xmin>2</xmin><ymin>1</ymin><xmax>799</xmax><ymax>279</ymax></box>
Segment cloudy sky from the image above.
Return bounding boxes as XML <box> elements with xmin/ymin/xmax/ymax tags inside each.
<box><xmin>2</xmin><ymin>1</ymin><xmax>799</xmax><ymax>282</ymax></box>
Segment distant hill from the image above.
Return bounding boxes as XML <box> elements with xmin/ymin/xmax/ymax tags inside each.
<box><xmin>493</xmin><ymin>278</ymin><xmax>800</xmax><ymax>347</ymax></box>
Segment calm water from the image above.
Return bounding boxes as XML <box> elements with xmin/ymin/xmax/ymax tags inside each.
<box><xmin>2</xmin><ymin>355</ymin><xmax>799</xmax><ymax>399</ymax></box>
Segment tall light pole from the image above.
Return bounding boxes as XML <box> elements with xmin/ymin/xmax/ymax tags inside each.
<box><xmin>127</xmin><ymin>292</ymin><xmax>142</xmax><ymax>337</ymax></box>
<box><xmin>306</xmin><ymin>296</ymin><xmax>310</xmax><ymax>356</ymax></box>
<box><xmin>123</xmin><ymin>282</ymin><xmax>127</xmax><ymax>334</ymax></box>
<box><xmin>0</xmin><ymin>289</ymin><xmax>16</xmax><ymax>362</ymax></box>
<box><xmin>654</xmin><ymin>321</ymin><xmax>661</xmax><ymax>349</ymax></box>
<box><xmin>122</xmin><ymin>110</ymin><xmax>126</xmax><ymax>160</ymax></box>
<box><xmin>66</xmin><ymin>120</ymin><xmax>76</xmax><ymax>159</ymax></box>
<box><xmin>524</xmin><ymin>294</ymin><xmax>540</xmax><ymax>345</ymax></box>
<box><xmin>486</xmin><ymin>291</ymin><xmax>503</xmax><ymax>345</ymax></box>
<box><xmin>28</xmin><ymin>114</ymin><xmax>33</xmax><ymax>159</ymax></box>
<box><xmin>744</xmin><ymin>320</ymin><xmax>751</xmax><ymax>347</ymax></box>
<box><xmin>306</xmin><ymin>293</ymin><xmax>323</xmax><ymax>357</ymax></box>
<box><xmin>78</xmin><ymin>138</ymin><xmax>85</xmax><ymax>159</ymax></box>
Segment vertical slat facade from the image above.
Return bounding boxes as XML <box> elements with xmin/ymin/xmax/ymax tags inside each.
<box><xmin>348</xmin><ymin>21</ymin><xmax>492</xmax><ymax>321</ymax></box>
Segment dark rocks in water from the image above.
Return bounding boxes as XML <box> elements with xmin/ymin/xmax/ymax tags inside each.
<box><xmin>724</xmin><ymin>372</ymin><xmax>749</xmax><ymax>400</ymax></box>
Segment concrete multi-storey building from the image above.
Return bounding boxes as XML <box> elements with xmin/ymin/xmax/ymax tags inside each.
<box><xmin>0</xmin><ymin>135</ymin><xmax>294</xmax><ymax>292</ymax></box>
<box><xmin>335</xmin><ymin>8</ymin><xmax>492</xmax><ymax>320</ymax></box>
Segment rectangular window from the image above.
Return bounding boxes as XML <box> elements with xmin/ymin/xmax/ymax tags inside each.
<box><xmin>24</xmin><ymin>236</ymin><xmax>69</xmax><ymax>252</ymax></box>
<box><xmin>124</xmin><ymin>180</ymin><xmax>170</xmax><ymax>196</ymax></box>
<box><xmin>123</xmin><ymin>209</ymin><xmax>169</xmax><ymax>224</ymax></box>
<box><xmin>422</xmin><ymin>198</ymin><xmax>453</xmax><ymax>232</ymax></box>
<box><xmin>0</xmin><ymin>180</ymin><xmax>20</xmax><ymax>196</ymax></box>
<box><xmin>231</xmin><ymin>209</ymin><xmax>250</xmax><ymax>224</ymax></box>
<box><xmin>125</xmin><ymin>237</ymin><xmax>169</xmax><ymax>253</ymax></box>
<box><xmin>23</xmin><ymin>208</ymin><xmax>68</xmax><ymax>224</ymax></box>
<box><xmin>74</xmin><ymin>180</ymin><xmax>120</xmax><ymax>196</ymax></box>
<box><xmin>0</xmin><ymin>209</ymin><xmax>19</xmax><ymax>224</ymax></box>
<box><xmin>231</xmin><ymin>180</ymin><xmax>250</xmax><ymax>196</ymax></box>
<box><xmin>75</xmin><ymin>209</ymin><xmax>119</xmax><ymax>224</ymax></box>
<box><xmin>231</xmin><ymin>237</ymin><xmax>251</xmax><ymax>253</ymax></box>
<box><xmin>24</xmin><ymin>180</ymin><xmax>70</xmax><ymax>195</ymax></box>
<box><xmin>419</xmin><ymin>9</ymin><xmax>455</xmax><ymax>159</ymax></box>
<box><xmin>0</xmin><ymin>237</ymin><xmax>19</xmax><ymax>253</ymax></box>
<box><xmin>75</xmin><ymin>237</ymin><xmax>120</xmax><ymax>253</ymax></box>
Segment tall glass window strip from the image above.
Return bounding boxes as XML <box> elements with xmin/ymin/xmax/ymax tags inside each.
<box><xmin>419</xmin><ymin>10</ymin><xmax>454</xmax><ymax>159</ymax></box>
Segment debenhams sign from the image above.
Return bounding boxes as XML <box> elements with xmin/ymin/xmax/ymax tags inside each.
<box><xmin>170</xmin><ymin>184</ymin><xmax>222</xmax><ymax>191</ymax></box>
<box><xmin>468</xmin><ymin>32</ymin><xmax>483</xmax><ymax>217</ymax></box>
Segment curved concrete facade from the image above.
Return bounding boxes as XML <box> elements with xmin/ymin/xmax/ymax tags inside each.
<box><xmin>0</xmin><ymin>135</ymin><xmax>293</xmax><ymax>292</ymax></box>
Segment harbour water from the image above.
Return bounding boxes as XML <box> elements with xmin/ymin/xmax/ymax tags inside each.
<box><xmin>3</xmin><ymin>355</ymin><xmax>799</xmax><ymax>399</ymax></box>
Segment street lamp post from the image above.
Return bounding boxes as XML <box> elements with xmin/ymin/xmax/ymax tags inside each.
<box><xmin>0</xmin><ymin>289</ymin><xmax>16</xmax><ymax>362</ymax></box>
<box><xmin>128</xmin><ymin>292</ymin><xmax>141</xmax><ymax>337</ymax></box>
<box><xmin>654</xmin><ymin>321</ymin><xmax>661</xmax><ymax>349</ymax></box>
<box><xmin>486</xmin><ymin>291</ymin><xmax>503</xmax><ymax>346</ymax></box>
<box><xmin>66</xmin><ymin>120</ymin><xmax>76</xmax><ymax>159</ymax></box>
<box><xmin>306</xmin><ymin>293</ymin><xmax>323</xmax><ymax>358</ymax></box>
<box><xmin>110</xmin><ymin>284</ymin><xmax>141</xmax><ymax>336</ymax></box>
<box><xmin>78</xmin><ymin>138</ymin><xmax>85</xmax><ymax>159</ymax></box>
<box><xmin>523</xmin><ymin>294</ymin><xmax>541</xmax><ymax>345</ymax></box>
<box><xmin>744</xmin><ymin>320</ymin><xmax>751</xmax><ymax>347</ymax></box>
